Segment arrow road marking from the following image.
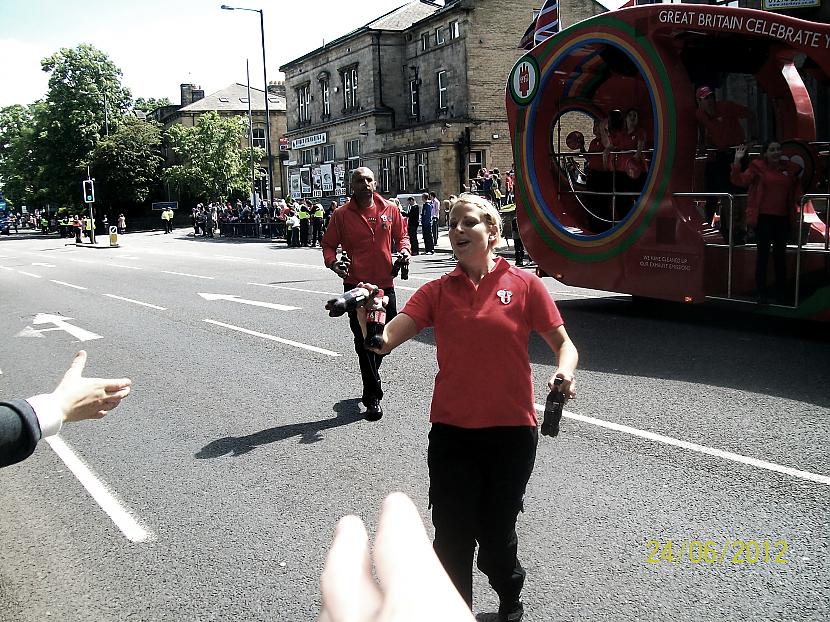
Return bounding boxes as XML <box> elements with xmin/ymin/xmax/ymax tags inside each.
<box><xmin>103</xmin><ymin>294</ymin><xmax>166</xmax><ymax>310</ymax></box>
<box><xmin>17</xmin><ymin>313</ymin><xmax>103</xmax><ymax>342</ymax></box>
<box><xmin>204</xmin><ymin>319</ymin><xmax>340</xmax><ymax>357</ymax></box>
<box><xmin>538</xmin><ymin>405</ymin><xmax>830</xmax><ymax>487</ymax></box>
<box><xmin>45</xmin><ymin>436</ymin><xmax>154</xmax><ymax>543</ymax></box>
<box><xmin>198</xmin><ymin>293</ymin><xmax>300</xmax><ymax>311</ymax></box>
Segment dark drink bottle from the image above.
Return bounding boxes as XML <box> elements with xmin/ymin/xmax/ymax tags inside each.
<box><xmin>540</xmin><ymin>377</ymin><xmax>565</xmax><ymax>438</ymax></box>
<box><xmin>325</xmin><ymin>285</ymin><xmax>377</xmax><ymax>317</ymax></box>
<box><xmin>364</xmin><ymin>289</ymin><xmax>386</xmax><ymax>349</ymax></box>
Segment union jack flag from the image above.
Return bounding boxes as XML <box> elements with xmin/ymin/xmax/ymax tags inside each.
<box><xmin>534</xmin><ymin>0</ymin><xmax>560</xmax><ymax>46</ymax></box>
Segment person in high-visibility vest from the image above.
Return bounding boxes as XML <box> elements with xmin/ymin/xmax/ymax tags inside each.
<box><xmin>311</xmin><ymin>202</ymin><xmax>325</xmax><ymax>247</ymax></box>
<box><xmin>298</xmin><ymin>202</ymin><xmax>311</xmax><ymax>246</ymax></box>
<box><xmin>161</xmin><ymin>208</ymin><xmax>173</xmax><ymax>233</ymax></box>
<box><xmin>83</xmin><ymin>216</ymin><xmax>93</xmax><ymax>241</ymax></box>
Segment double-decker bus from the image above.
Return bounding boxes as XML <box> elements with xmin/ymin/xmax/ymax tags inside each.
<box><xmin>0</xmin><ymin>195</ymin><xmax>11</xmax><ymax>235</ymax></box>
<box><xmin>506</xmin><ymin>4</ymin><xmax>829</xmax><ymax>321</ymax></box>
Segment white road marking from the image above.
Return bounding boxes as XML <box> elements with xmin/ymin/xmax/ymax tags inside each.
<box><xmin>395</xmin><ymin>285</ymin><xmax>419</xmax><ymax>292</ymax></box>
<box><xmin>31</xmin><ymin>262</ymin><xmax>56</xmax><ymax>267</ymax></box>
<box><xmin>204</xmin><ymin>319</ymin><xmax>340</xmax><ymax>357</ymax></box>
<box><xmin>27</xmin><ymin>313</ymin><xmax>102</xmax><ymax>341</ymax></box>
<box><xmin>44</xmin><ymin>436</ymin><xmax>154</xmax><ymax>543</ymax></box>
<box><xmin>0</xmin><ymin>254</ymin><xmax>12</xmax><ymax>258</ymax></box>
<box><xmin>16</xmin><ymin>270</ymin><xmax>42</xmax><ymax>278</ymax></box>
<box><xmin>266</xmin><ymin>261</ymin><xmax>329</xmax><ymax>271</ymax></box>
<box><xmin>0</xmin><ymin>266</ymin><xmax>13</xmax><ymax>271</ymax></box>
<box><xmin>248</xmin><ymin>282</ymin><xmax>339</xmax><ymax>296</ymax></box>
<box><xmin>216</xmin><ymin>255</ymin><xmax>255</xmax><ymax>262</ymax></box>
<box><xmin>198</xmin><ymin>292</ymin><xmax>299</xmax><ymax>311</ymax></box>
<box><xmin>103</xmin><ymin>294</ymin><xmax>166</xmax><ymax>310</ymax></box>
<box><xmin>50</xmin><ymin>280</ymin><xmax>88</xmax><ymax>290</ymax></box>
<box><xmin>66</xmin><ymin>257</ymin><xmax>95</xmax><ymax>264</ymax></box>
<box><xmin>537</xmin><ymin>405</ymin><xmax>830</xmax><ymax>487</ymax></box>
<box><xmin>109</xmin><ymin>264</ymin><xmax>143</xmax><ymax>270</ymax></box>
<box><xmin>162</xmin><ymin>270</ymin><xmax>214</xmax><ymax>280</ymax></box>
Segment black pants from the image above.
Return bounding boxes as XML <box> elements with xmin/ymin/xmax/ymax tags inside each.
<box><xmin>422</xmin><ymin>222</ymin><xmax>434</xmax><ymax>253</ymax></box>
<box><xmin>755</xmin><ymin>214</ymin><xmax>789</xmax><ymax>302</ymax></box>
<box><xmin>513</xmin><ymin>235</ymin><xmax>525</xmax><ymax>265</ymax></box>
<box><xmin>345</xmin><ymin>285</ymin><xmax>397</xmax><ymax>404</ymax></box>
<box><xmin>312</xmin><ymin>218</ymin><xmax>323</xmax><ymax>246</ymax></box>
<box><xmin>300</xmin><ymin>219</ymin><xmax>309</xmax><ymax>246</ymax></box>
<box><xmin>428</xmin><ymin>423</ymin><xmax>538</xmax><ymax>609</ymax></box>
<box><xmin>408</xmin><ymin>224</ymin><xmax>420</xmax><ymax>255</ymax></box>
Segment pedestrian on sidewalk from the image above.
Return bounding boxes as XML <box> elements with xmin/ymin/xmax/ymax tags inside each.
<box><xmin>321</xmin><ymin>167</ymin><xmax>411</xmax><ymax>421</ymax></box>
<box><xmin>421</xmin><ymin>193</ymin><xmax>434</xmax><ymax>254</ymax></box>
<box><xmin>406</xmin><ymin>197</ymin><xmax>420</xmax><ymax>256</ymax></box>
<box><xmin>355</xmin><ymin>193</ymin><xmax>578</xmax><ymax>622</ymax></box>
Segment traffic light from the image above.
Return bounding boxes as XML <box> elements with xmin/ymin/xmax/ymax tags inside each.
<box><xmin>82</xmin><ymin>179</ymin><xmax>95</xmax><ymax>203</ymax></box>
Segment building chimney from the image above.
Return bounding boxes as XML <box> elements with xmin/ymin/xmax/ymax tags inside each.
<box><xmin>268</xmin><ymin>80</ymin><xmax>286</xmax><ymax>98</ymax></box>
<box><xmin>180</xmin><ymin>83</ymin><xmax>193</xmax><ymax>105</ymax></box>
<box><xmin>191</xmin><ymin>88</ymin><xmax>205</xmax><ymax>102</ymax></box>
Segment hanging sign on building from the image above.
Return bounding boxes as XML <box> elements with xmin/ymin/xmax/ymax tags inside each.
<box><xmin>334</xmin><ymin>163</ymin><xmax>346</xmax><ymax>196</ymax></box>
<box><xmin>279</xmin><ymin>137</ymin><xmax>290</xmax><ymax>152</ymax></box>
<box><xmin>291</xmin><ymin>132</ymin><xmax>327</xmax><ymax>150</ymax></box>
<box><xmin>321</xmin><ymin>163</ymin><xmax>334</xmax><ymax>192</ymax></box>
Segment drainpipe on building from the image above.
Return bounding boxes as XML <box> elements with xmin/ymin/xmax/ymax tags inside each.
<box><xmin>374</xmin><ymin>33</ymin><xmax>396</xmax><ymax>130</ymax></box>
<box><xmin>457</xmin><ymin>126</ymin><xmax>471</xmax><ymax>193</ymax></box>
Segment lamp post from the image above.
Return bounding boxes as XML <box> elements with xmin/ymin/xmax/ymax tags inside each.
<box><xmin>221</xmin><ymin>4</ymin><xmax>275</xmax><ymax>207</ymax></box>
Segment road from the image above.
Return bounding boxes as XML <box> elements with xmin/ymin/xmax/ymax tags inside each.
<box><xmin>1</xmin><ymin>228</ymin><xmax>828</xmax><ymax>621</ymax></box>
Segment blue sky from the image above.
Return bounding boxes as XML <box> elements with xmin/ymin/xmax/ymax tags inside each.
<box><xmin>0</xmin><ymin>0</ymin><xmax>418</xmax><ymax>107</ymax></box>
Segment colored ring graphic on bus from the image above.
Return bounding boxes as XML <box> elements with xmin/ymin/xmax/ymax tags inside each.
<box><xmin>511</xmin><ymin>16</ymin><xmax>676</xmax><ymax>262</ymax></box>
<box><xmin>509</xmin><ymin>55</ymin><xmax>540</xmax><ymax>106</ymax></box>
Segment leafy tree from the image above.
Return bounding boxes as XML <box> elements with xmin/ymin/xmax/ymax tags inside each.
<box><xmin>39</xmin><ymin>44</ymin><xmax>132</xmax><ymax>206</ymax></box>
<box><xmin>90</xmin><ymin>116</ymin><xmax>164</xmax><ymax>209</ymax></box>
<box><xmin>164</xmin><ymin>111</ymin><xmax>264</xmax><ymax>201</ymax></box>
<box><xmin>0</xmin><ymin>103</ymin><xmax>47</xmax><ymax>209</ymax></box>
<box><xmin>134</xmin><ymin>97</ymin><xmax>172</xmax><ymax>113</ymax></box>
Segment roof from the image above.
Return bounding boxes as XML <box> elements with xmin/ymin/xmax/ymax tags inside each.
<box><xmin>281</xmin><ymin>0</ymin><xmax>444</xmax><ymax>70</ymax></box>
<box><xmin>179</xmin><ymin>83</ymin><xmax>286</xmax><ymax>113</ymax></box>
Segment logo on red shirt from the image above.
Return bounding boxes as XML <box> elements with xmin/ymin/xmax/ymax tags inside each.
<box><xmin>497</xmin><ymin>289</ymin><xmax>513</xmax><ymax>305</ymax></box>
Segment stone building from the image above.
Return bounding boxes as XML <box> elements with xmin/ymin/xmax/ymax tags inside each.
<box><xmin>154</xmin><ymin>82</ymin><xmax>288</xmax><ymax>200</ymax></box>
<box><xmin>279</xmin><ymin>0</ymin><xmax>545</xmax><ymax>209</ymax></box>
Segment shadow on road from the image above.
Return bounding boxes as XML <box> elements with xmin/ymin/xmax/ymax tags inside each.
<box><xmin>194</xmin><ymin>398</ymin><xmax>364</xmax><ymax>458</ymax></box>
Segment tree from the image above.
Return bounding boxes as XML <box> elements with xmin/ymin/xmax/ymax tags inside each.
<box><xmin>164</xmin><ymin>112</ymin><xmax>264</xmax><ymax>202</ymax></box>
<box><xmin>39</xmin><ymin>44</ymin><xmax>132</xmax><ymax>206</ymax></box>
<box><xmin>134</xmin><ymin>97</ymin><xmax>172</xmax><ymax>114</ymax></box>
<box><xmin>0</xmin><ymin>103</ymin><xmax>47</xmax><ymax>209</ymax></box>
<box><xmin>91</xmin><ymin>116</ymin><xmax>164</xmax><ymax>209</ymax></box>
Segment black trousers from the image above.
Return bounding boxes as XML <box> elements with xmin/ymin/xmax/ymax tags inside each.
<box><xmin>755</xmin><ymin>214</ymin><xmax>789</xmax><ymax>302</ymax></box>
<box><xmin>300</xmin><ymin>219</ymin><xmax>310</xmax><ymax>245</ymax></box>
<box><xmin>408</xmin><ymin>224</ymin><xmax>420</xmax><ymax>255</ymax></box>
<box><xmin>422</xmin><ymin>222</ymin><xmax>434</xmax><ymax>253</ymax></box>
<box><xmin>345</xmin><ymin>284</ymin><xmax>397</xmax><ymax>404</ymax></box>
<box><xmin>428</xmin><ymin>423</ymin><xmax>538</xmax><ymax>609</ymax></box>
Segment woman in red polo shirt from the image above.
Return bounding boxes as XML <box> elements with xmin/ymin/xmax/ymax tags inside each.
<box><xmin>358</xmin><ymin>193</ymin><xmax>578</xmax><ymax>621</ymax></box>
<box><xmin>731</xmin><ymin>141</ymin><xmax>803</xmax><ymax>305</ymax></box>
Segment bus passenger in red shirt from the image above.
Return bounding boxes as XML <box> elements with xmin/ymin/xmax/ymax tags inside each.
<box><xmin>354</xmin><ymin>194</ymin><xmax>578</xmax><ymax>621</ymax></box>
<box><xmin>731</xmin><ymin>141</ymin><xmax>803</xmax><ymax>305</ymax></box>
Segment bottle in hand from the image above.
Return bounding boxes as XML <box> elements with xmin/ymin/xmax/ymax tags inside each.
<box><xmin>540</xmin><ymin>377</ymin><xmax>565</xmax><ymax>438</ymax></box>
<box><xmin>364</xmin><ymin>289</ymin><xmax>386</xmax><ymax>350</ymax></box>
<box><xmin>325</xmin><ymin>285</ymin><xmax>378</xmax><ymax>317</ymax></box>
<box><xmin>391</xmin><ymin>253</ymin><xmax>409</xmax><ymax>280</ymax></box>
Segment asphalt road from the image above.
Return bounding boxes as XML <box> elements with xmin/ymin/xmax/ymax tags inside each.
<box><xmin>1</xmin><ymin>228</ymin><xmax>828</xmax><ymax>621</ymax></box>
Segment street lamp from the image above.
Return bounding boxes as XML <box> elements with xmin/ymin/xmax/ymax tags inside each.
<box><xmin>221</xmin><ymin>4</ymin><xmax>275</xmax><ymax>207</ymax></box>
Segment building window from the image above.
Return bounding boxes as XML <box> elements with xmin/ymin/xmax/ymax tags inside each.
<box><xmin>342</xmin><ymin>66</ymin><xmax>358</xmax><ymax>111</ymax></box>
<box><xmin>397</xmin><ymin>154</ymin><xmax>408</xmax><ymax>193</ymax></box>
<box><xmin>347</xmin><ymin>139</ymin><xmax>362</xmax><ymax>177</ymax></box>
<box><xmin>323</xmin><ymin>144</ymin><xmax>335</xmax><ymax>163</ymax></box>
<box><xmin>416</xmin><ymin>152</ymin><xmax>428</xmax><ymax>190</ymax></box>
<box><xmin>420</xmin><ymin>32</ymin><xmax>430</xmax><ymax>52</ymax></box>
<box><xmin>298</xmin><ymin>83</ymin><xmax>311</xmax><ymax>123</ymax></box>
<box><xmin>381</xmin><ymin>157</ymin><xmax>391</xmax><ymax>193</ymax></box>
<box><xmin>449</xmin><ymin>20</ymin><xmax>460</xmax><ymax>40</ymax></box>
<box><xmin>409</xmin><ymin>80</ymin><xmax>420</xmax><ymax>119</ymax></box>
<box><xmin>252</xmin><ymin>127</ymin><xmax>266</xmax><ymax>149</ymax></box>
<box><xmin>437</xmin><ymin>70</ymin><xmax>448</xmax><ymax>110</ymax></box>
<box><xmin>321</xmin><ymin>79</ymin><xmax>330</xmax><ymax>117</ymax></box>
<box><xmin>435</xmin><ymin>27</ymin><xmax>445</xmax><ymax>46</ymax></box>
<box><xmin>301</xmin><ymin>149</ymin><xmax>313</xmax><ymax>166</ymax></box>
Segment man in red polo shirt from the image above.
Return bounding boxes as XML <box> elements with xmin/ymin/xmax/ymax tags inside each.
<box><xmin>321</xmin><ymin>167</ymin><xmax>410</xmax><ymax>421</ymax></box>
<box><xmin>696</xmin><ymin>85</ymin><xmax>750</xmax><ymax>231</ymax></box>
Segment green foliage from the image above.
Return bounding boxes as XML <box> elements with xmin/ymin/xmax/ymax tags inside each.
<box><xmin>0</xmin><ymin>103</ymin><xmax>48</xmax><ymax>208</ymax></box>
<box><xmin>39</xmin><ymin>44</ymin><xmax>132</xmax><ymax>206</ymax></box>
<box><xmin>134</xmin><ymin>97</ymin><xmax>172</xmax><ymax>113</ymax></box>
<box><xmin>164</xmin><ymin>111</ymin><xmax>264</xmax><ymax>201</ymax></box>
<box><xmin>91</xmin><ymin>116</ymin><xmax>164</xmax><ymax>207</ymax></box>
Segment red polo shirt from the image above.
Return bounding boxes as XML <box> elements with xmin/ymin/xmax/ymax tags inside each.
<box><xmin>401</xmin><ymin>257</ymin><xmax>564</xmax><ymax>429</ymax></box>
<box><xmin>696</xmin><ymin>101</ymin><xmax>747</xmax><ymax>151</ymax></box>
<box><xmin>321</xmin><ymin>193</ymin><xmax>411</xmax><ymax>288</ymax></box>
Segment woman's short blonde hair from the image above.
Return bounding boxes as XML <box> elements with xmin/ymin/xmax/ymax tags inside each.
<box><xmin>450</xmin><ymin>193</ymin><xmax>503</xmax><ymax>250</ymax></box>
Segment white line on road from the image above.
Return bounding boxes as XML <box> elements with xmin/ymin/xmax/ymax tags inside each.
<box><xmin>538</xmin><ymin>405</ymin><xmax>830</xmax><ymax>487</ymax></box>
<box><xmin>66</xmin><ymin>257</ymin><xmax>95</xmax><ymax>264</ymax></box>
<box><xmin>50</xmin><ymin>280</ymin><xmax>88</xmax><ymax>290</ymax></box>
<box><xmin>203</xmin><ymin>319</ymin><xmax>341</xmax><ymax>357</ymax></box>
<box><xmin>266</xmin><ymin>261</ymin><xmax>329</xmax><ymax>271</ymax></box>
<box><xmin>216</xmin><ymin>255</ymin><xmax>255</xmax><ymax>262</ymax></box>
<box><xmin>395</xmin><ymin>285</ymin><xmax>419</xmax><ymax>292</ymax></box>
<box><xmin>109</xmin><ymin>264</ymin><xmax>143</xmax><ymax>270</ymax></box>
<box><xmin>16</xmin><ymin>270</ymin><xmax>42</xmax><ymax>278</ymax></box>
<box><xmin>248</xmin><ymin>282</ymin><xmax>339</xmax><ymax>296</ymax></box>
<box><xmin>103</xmin><ymin>294</ymin><xmax>167</xmax><ymax>310</ymax></box>
<box><xmin>0</xmin><ymin>266</ymin><xmax>13</xmax><ymax>271</ymax></box>
<box><xmin>162</xmin><ymin>270</ymin><xmax>214</xmax><ymax>280</ymax></box>
<box><xmin>31</xmin><ymin>262</ymin><xmax>56</xmax><ymax>267</ymax></box>
<box><xmin>44</xmin><ymin>436</ymin><xmax>154</xmax><ymax>543</ymax></box>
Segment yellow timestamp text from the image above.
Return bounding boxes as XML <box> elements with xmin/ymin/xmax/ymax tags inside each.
<box><xmin>645</xmin><ymin>539</ymin><xmax>788</xmax><ymax>564</ymax></box>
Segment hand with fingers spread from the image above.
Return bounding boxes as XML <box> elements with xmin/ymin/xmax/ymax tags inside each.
<box><xmin>53</xmin><ymin>350</ymin><xmax>132</xmax><ymax>422</ymax></box>
<box><xmin>319</xmin><ymin>492</ymin><xmax>474</xmax><ymax>622</ymax></box>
